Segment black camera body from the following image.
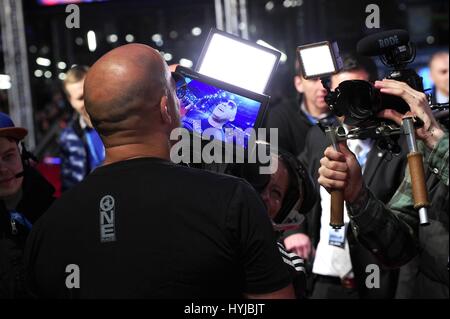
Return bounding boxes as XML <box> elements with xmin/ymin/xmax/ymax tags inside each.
<box><xmin>327</xmin><ymin>29</ymin><xmax>424</xmax><ymax>128</ymax></box>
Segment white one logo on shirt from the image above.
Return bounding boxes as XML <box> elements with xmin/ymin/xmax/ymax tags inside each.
<box><xmin>99</xmin><ymin>195</ymin><xmax>116</xmax><ymax>243</ymax></box>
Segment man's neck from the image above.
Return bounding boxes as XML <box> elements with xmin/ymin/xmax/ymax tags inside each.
<box><xmin>301</xmin><ymin>101</ymin><xmax>329</xmax><ymax>120</ymax></box>
<box><xmin>104</xmin><ymin>140</ymin><xmax>171</xmax><ymax>165</ymax></box>
<box><xmin>208</xmin><ymin>116</ymin><xmax>224</xmax><ymax>129</ymax></box>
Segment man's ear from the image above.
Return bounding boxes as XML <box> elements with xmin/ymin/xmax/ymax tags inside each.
<box><xmin>294</xmin><ymin>75</ymin><xmax>304</xmax><ymax>94</ymax></box>
<box><xmin>159</xmin><ymin>95</ymin><xmax>172</xmax><ymax>124</ymax></box>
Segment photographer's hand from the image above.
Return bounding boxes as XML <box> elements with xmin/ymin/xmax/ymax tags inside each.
<box><xmin>375</xmin><ymin>79</ymin><xmax>445</xmax><ymax>150</ymax></box>
<box><xmin>318</xmin><ymin>142</ymin><xmax>364</xmax><ymax>204</ymax></box>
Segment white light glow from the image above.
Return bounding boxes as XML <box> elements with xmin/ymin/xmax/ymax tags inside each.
<box><xmin>0</xmin><ymin>74</ymin><xmax>11</xmax><ymax>90</ymax></box>
<box><xmin>256</xmin><ymin>40</ymin><xmax>287</xmax><ymax>64</ymax></box>
<box><xmin>58</xmin><ymin>73</ymin><xmax>67</xmax><ymax>80</ymax></box>
<box><xmin>192</xmin><ymin>27</ymin><xmax>202</xmax><ymax>36</ymax></box>
<box><xmin>34</xmin><ymin>70</ymin><xmax>43</xmax><ymax>77</ymax></box>
<box><xmin>87</xmin><ymin>31</ymin><xmax>97</xmax><ymax>52</ymax></box>
<box><xmin>0</xmin><ymin>82</ymin><xmax>11</xmax><ymax>90</ymax></box>
<box><xmin>125</xmin><ymin>34</ymin><xmax>135</xmax><ymax>42</ymax></box>
<box><xmin>152</xmin><ymin>34</ymin><xmax>162</xmax><ymax>42</ymax></box>
<box><xmin>44</xmin><ymin>71</ymin><xmax>52</xmax><ymax>78</ymax></box>
<box><xmin>0</xmin><ymin>74</ymin><xmax>10</xmax><ymax>82</ymax></box>
<box><xmin>164</xmin><ymin>53</ymin><xmax>173</xmax><ymax>61</ymax></box>
<box><xmin>299</xmin><ymin>44</ymin><xmax>336</xmax><ymax>78</ymax></box>
<box><xmin>36</xmin><ymin>57</ymin><xmax>51</xmax><ymax>67</ymax></box>
<box><xmin>197</xmin><ymin>33</ymin><xmax>279</xmax><ymax>94</ymax></box>
<box><xmin>265</xmin><ymin>1</ymin><xmax>274</xmax><ymax>11</ymax></box>
<box><xmin>283</xmin><ymin>0</ymin><xmax>291</xmax><ymax>7</ymax></box>
<box><xmin>107</xmin><ymin>34</ymin><xmax>118</xmax><ymax>43</ymax></box>
<box><xmin>180</xmin><ymin>58</ymin><xmax>194</xmax><ymax>68</ymax></box>
<box><xmin>57</xmin><ymin>61</ymin><xmax>67</xmax><ymax>70</ymax></box>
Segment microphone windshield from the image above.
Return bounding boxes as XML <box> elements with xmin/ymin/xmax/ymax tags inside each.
<box><xmin>357</xmin><ymin>29</ymin><xmax>410</xmax><ymax>56</ymax></box>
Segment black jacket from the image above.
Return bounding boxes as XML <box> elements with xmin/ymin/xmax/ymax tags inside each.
<box><xmin>395</xmin><ymin>162</ymin><xmax>449</xmax><ymax>299</ymax></box>
<box><xmin>0</xmin><ymin>166</ymin><xmax>54</xmax><ymax>298</ymax></box>
<box><xmin>299</xmin><ymin>125</ymin><xmax>408</xmax><ymax>298</ymax></box>
<box><xmin>265</xmin><ymin>98</ymin><xmax>316</xmax><ymax>157</ymax></box>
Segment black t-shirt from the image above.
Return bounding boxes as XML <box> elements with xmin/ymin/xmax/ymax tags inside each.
<box><xmin>25</xmin><ymin>157</ymin><xmax>291</xmax><ymax>298</ymax></box>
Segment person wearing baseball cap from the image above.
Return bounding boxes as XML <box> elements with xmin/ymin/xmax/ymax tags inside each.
<box><xmin>0</xmin><ymin>112</ymin><xmax>55</xmax><ymax>298</ymax></box>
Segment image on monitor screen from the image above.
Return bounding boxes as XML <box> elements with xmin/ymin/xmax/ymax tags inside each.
<box><xmin>176</xmin><ymin>75</ymin><xmax>264</xmax><ymax>148</ymax></box>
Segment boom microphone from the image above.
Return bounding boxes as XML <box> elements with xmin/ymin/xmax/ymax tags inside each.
<box><xmin>357</xmin><ymin>29</ymin><xmax>410</xmax><ymax>56</ymax></box>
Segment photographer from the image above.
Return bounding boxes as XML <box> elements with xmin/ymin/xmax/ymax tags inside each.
<box><xmin>318</xmin><ymin>79</ymin><xmax>448</xmax><ymax>298</ymax></box>
<box><xmin>294</xmin><ymin>55</ymin><xmax>407</xmax><ymax>299</ymax></box>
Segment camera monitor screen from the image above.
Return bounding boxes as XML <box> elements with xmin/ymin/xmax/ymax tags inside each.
<box><xmin>196</xmin><ymin>29</ymin><xmax>281</xmax><ymax>94</ymax></box>
<box><xmin>174</xmin><ymin>66</ymin><xmax>269</xmax><ymax>149</ymax></box>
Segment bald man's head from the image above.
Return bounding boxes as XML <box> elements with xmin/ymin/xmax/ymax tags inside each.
<box><xmin>84</xmin><ymin>44</ymin><xmax>180</xmax><ymax>148</ymax></box>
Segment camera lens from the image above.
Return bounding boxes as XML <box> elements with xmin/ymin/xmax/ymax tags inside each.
<box><xmin>334</xmin><ymin>80</ymin><xmax>381</xmax><ymax>127</ymax></box>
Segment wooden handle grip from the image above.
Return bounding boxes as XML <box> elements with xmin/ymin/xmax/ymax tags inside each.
<box><xmin>407</xmin><ymin>152</ymin><xmax>430</xmax><ymax>209</ymax></box>
<box><xmin>330</xmin><ymin>189</ymin><xmax>345</xmax><ymax>229</ymax></box>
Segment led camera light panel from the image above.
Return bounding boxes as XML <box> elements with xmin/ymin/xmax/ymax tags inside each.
<box><xmin>175</xmin><ymin>67</ymin><xmax>269</xmax><ymax>149</ymax></box>
<box><xmin>196</xmin><ymin>29</ymin><xmax>281</xmax><ymax>94</ymax></box>
<box><xmin>297</xmin><ymin>42</ymin><xmax>341</xmax><ymax>79</ymax></box>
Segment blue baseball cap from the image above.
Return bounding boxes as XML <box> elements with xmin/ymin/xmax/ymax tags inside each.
<box><xmin>0</xmin><ymin>112</ymin><xmax>28</xmax><ymax>141</ymax></box>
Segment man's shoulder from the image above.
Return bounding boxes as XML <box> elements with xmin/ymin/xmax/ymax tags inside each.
<box><xmin>177</xmin><ymin>164</ymin><xmax>251</xmax><ymax>191</ymax></box>
<box><xmin>266</xmin><ymin>98</ymin><xmax>311</xmax><ymax>131</ymax></box>
<box><xmin>267</xmin><ymin>98</ymin><xmax>298</xmax><ymax>120</ymax></box>
<box><xmin>93</xmin><ymin>159</ymin><xmax>251</xmax><ymax>194</ymax></box>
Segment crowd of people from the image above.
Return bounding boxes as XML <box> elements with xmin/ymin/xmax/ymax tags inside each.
<box><xmin>0</xmin><ymin>39</ymin><xmax>448</xmax><ymax>299</ymax></box>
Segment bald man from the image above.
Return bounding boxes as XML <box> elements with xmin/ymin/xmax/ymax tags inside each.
<box><xmin>429</xmin><ymin>51</ymin><xmax>449</xmax><ymax>104</ymax></box>
<box><xmin>24</xmin><ymin>44</ymin><xmax>294</xmax><ymax>299</ymax></box>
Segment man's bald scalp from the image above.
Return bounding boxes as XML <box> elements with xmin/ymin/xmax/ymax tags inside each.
<box><xmin>84</xmin><ymin>44</ymin><xmax>170</xmax><ymax>145</ymax></box>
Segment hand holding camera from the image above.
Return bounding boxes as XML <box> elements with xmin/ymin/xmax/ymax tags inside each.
<box><xmin>375</xmin><ymin>79</ymin><xmax>445</xmax><ymax>150</ymax></box>
<box><xmin>318</xmin><ymin>141</ymin><xmax>364</xmax><ymax>204</ymax></box>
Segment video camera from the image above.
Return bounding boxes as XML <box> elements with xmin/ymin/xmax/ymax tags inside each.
<box><xmin>297</xmin><ymin>29</ymin><xmax>447</xmax><ymax>141</ymax></box>
<box><xmin>297</xmin><ymin>29</ymin><xmax>443</xmax><ymax>228</ymax></box>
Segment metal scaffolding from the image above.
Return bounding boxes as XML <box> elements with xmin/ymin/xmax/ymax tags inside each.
<box><xmin>0</xmin><ymin>0</ymin><xmax>35</xmax><ymax>149</ymax></box>
<box><xmin>214</xmin><ymin>0</ymin><xmax>249</xmax><ymax>39</ymax></box>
